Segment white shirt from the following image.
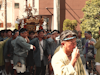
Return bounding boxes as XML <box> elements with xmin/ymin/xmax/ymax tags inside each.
<box><xmin>39</xmin><ymin>40</ymin><xmax>44</xmax><ymax>60</ymax></box>
<box><xmin>52</xmin><ymin>47</ymin><xmax>76</xmax><ymax>75</ymax></box>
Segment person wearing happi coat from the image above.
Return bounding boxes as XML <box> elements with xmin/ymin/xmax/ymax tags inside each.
<box><xmin>12</xmin><ymin>28</ymin><xmax>36</xmax><ymax>75</ymax></box>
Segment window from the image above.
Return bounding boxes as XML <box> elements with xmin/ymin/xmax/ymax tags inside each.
<box><xmin>0</xmin><ymin>5</ymin><xmax>1</xmax><ymax>10</ymax></box>
<box><xmin>15</xmin><ymin>3</ymin><xmax>19</xmax><ymax>8</ymax></box>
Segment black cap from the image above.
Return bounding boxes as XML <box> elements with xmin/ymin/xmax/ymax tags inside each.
<box><xmin>60</xmin><ymin>30</ymin><xmax>77</xmax><ymax>42</ymax></box>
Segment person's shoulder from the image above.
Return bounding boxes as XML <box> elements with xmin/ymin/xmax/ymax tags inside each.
<box><xmin>16</xmin><ymin>36</ymin><xmax>25</xmax><ymax>42</ymax></box>
<box><xmin>8</xmin><ymin>38</ymin><xmax>12</xmax><ymax>42</ymax></box>
<box><xmin>11</xmin><ymin>39</ymin><xmax>14</xmax><ymax>44</ymax></box>
<box><xmin>47</xmin><ymin>38</ymin><xmax>53</xmax><ymax>43</ymax></box>
<box><xmin>16</xmin><ymin>36</ymin><xmax>20</xmax><ymax>39</ymax></box>
<box><xmin>47</xmin><ymin>38</ymin><xmax>52</xmax><ymax>41</ymax></box>
<box><xmin>30</xmin><ymin>38</ymin><xmax>38</xmax><ymax>44</ymax></box>
<box><xmin>91</xmin><ymin>38</ymin><xmax>96</xmax><ymax>42</ymax></box>
<box><xmin>52</xmin><ymin>49</ymin><xmax>67</xmax><ymax>66</ymax></box>
<box><xmin>31</xmin><ymin>38</ymin><xmax>38</xmax><ymax>41</ymax></box>
<box><xmin>52</xmin><ymin>51</ymin><xmax>59</xmax><ymax>62</ymax></box>
<box><xmin>52</xmin><ymin>49</ymin><xmax>62</xmax><ymax>61</ymax></box>
<box><xmin>54</xmin><ymin>46</ymin><xmax>61</xmax><ymax>54</ymax></box>
<box><xmin>82</xmin><ymin>37</ymin><xmax>86</xmax><ymax>40</ymax></box>
<box><xmin>17</xmin><ymin>36</ymin><xmax>25</xmax><ymax>40</ymax></box>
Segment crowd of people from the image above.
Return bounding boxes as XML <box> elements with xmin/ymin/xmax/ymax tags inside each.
<box><xmin>0</xmin><ymin>29</ymin><xmax>60</xmax><ymax>75</ymax></box>
<box><xmin>0</xmin><ymin>28</ymin><xmax>100</xmax><ymax>75</ymax></box>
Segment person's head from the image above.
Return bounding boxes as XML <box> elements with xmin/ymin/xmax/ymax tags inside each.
<box><xmin>57</xmin><ymin>30</ymin><xmax>61</xmax><ymax>36</ymax></box>
<box><xmin>77</xmin><ymin>31</ymin><xmax>82</xmax><ymax>38</ymax></box>
<box><xmin>43</xmin><ymin>29</ymin><xmax>47</xmax><ymax>35</ymax></box>
<box><xmin>51</xmin><ymin>30</ymin><xmax>59</xmax><ymax>39</ymax></box>
<box><xmin>12</xmin><ymin>29</ymin><xmax>19</xmax><ymax>39</ymax></box>
<box><xmin>0</xmin><ymin>30</ymin><xmax>4</xmax><ymax>37</ymax></box>
<box><xmin>29</xmin><ymin>31</ymin><xmax>35</xmax><ymax>39</ymax></box>
<box><xmin>6</xmin><ymin>29</ymin><xmax>12</xmax><ymax>37</ymax></box>
<box><xmin>46</xmin><ymin>29</ymin><xmax>51</xmax><ymax>34</ymax></box>
<box><xmin>37</xmin><ymin>29</ymin><xmax>44</xmax><ymax>39</ymax></box>
<box><xmin>3</xmin><ymin>30</ymin><xmax>7</xmax><ymax>37</ymax></box>
<box><xmin>60</xmin><ymin>30</ymin><xmax>77</xmax><ymax>53</ymax></box>
<box><xmin>84</xmin><ymin>31</ymin><xmax>88</xmax><ymax>39</ymax></box>
<box><xmin>46</xmin><ymin>33</ymin><xmax>51</xmax><ymax>39</ymax></box>
<box><xmin>19</xmin><ymin>28</ymin><xmax>27</xmax><ymax>38</ymax></box>
<box><xmin>86</xmin><ymin>31</ymin><xmax>92</xmax><ymax>39</ymax></box>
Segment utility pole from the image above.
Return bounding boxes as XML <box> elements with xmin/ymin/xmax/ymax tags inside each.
<box><xmin>4</xmin><ymin>0</ymin><xmax>7</xmax><ymax>29</ymax></box>
<box><xmin>54</xmin><ymin>0</ymin><xmax>60</xmax><ymax>31</ymax></box>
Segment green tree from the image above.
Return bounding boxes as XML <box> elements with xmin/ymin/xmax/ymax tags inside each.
<box><xmin>63</xmin><ymin>19</ymin><xmax>77</xmax><ymax>31</ymax></box>
<box><xmin>81</xmin><ymin>0</ymin><xmax>100</xmax><ymax>39</ymax></box>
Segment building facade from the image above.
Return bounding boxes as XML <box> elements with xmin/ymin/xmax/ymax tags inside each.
<box><xmin>0</xmin><ymin>0</ymin><xmax>87</xmax><ymax>31</ymax></box>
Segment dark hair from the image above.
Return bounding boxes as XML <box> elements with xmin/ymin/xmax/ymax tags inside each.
<box><xmin>37</xmin><ymin>29</ymin><xmax>44</xmax><ymax>34</ymax></box>
<box><xmin>3</xmin><ymin>30</ymin><xmax>7</xmax><ymax>33</ymax></box>
<box><xmin>51</xmin><ymin>30</ymin><xmax>59</xmax><ymax>34</ymax></box>
<box><xmin>57</xmin><ymin>30</ymin><xmax>60</xmax><ymax>34</ymax></box>
<box><xmin>87</xmin><ymin>31</ymin><xmax>92</xmax><ymax>36</ymax></box>
<box><xmin>47</xmin><ymin>29</ymin><xmax>51</xmax><ymax>32</ymax></box>
<box><xmin>29</xmin><ymin>31</ymin><xmax>35</xmax><ymax>35</ymax></box>
<box><xmin>19</xmin><ymin>28</ymin><xmax>27</xmax><ymax>34</ymax></box>
<box><xmin>0</xmin><ymin>30</ymin><xmax>5</xmax><ymax>33</ymax></box>
<box><xmin>78</xmin><ymin>31</ymin><xmax>82</xmax><ymax>34</ymax></box>
<box><xmin>6</xmin><ymin>29</ymin><xmax>12</xmax><ymax>33</ymax></box>
<box><xmin>12</xmin><ymin>29</ymin><xmax>19</xmax><ymax>35</ymax></box>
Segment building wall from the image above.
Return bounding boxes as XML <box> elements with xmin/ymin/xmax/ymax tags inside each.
<box><xmin>0</xmin><ymin>0</ymin><xmax>39</xmax><ymax>30</ymax></box>
<box><xmin>39</xmin><ymin>0</ymin><xmax>53</xmax><ymax>30</ymax></box>
<box><xmin>0</xmin><ymin>0</ymin><xmax>13</xmax><ymax>30</ymax></box>
<box><xmin>39</xmin><ymin>0</ymin><xmax>87</xmax><ymax>32</ymax></box>
<box><xmin>0</xmin><ymin>0</ymin><xmax>88</xmax><ymax>31</ymax></box>
<box><xmin>60</xmin><ymin>0</ymin><xmax>87</xmax><ymax>31</ymax></box>
<box><xmin>39</xmin><ymin>0</ymin><xmax>53</xmax><ymax>15</ymax></box>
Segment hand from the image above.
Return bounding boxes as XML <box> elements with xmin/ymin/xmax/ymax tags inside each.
<box><xmin>33</xmin><ymin>46</ymin><xmax>36</xmax><ymax>51</ymax></box>
<box><xmin>88</xmin><ymin>41</ymin><xmax>95</xmax><ymax>45</ymax></box>
<box><xmin>25</xmin><ymin>37</ymin><xmax>30</xmax><ymax>43</ymax></box>
<box><xmin>71</xmin><ymin>47</ymin><xmax>80</xmax><ymax>67</ymax></box>
<box><xmin>83</xmin><ymin>46</ymin><xmax>85</xmax><ymax>48</ymax></box>
<box><xmin>72</xmin><ymin>48</ymin><xmax>80</xmax><ymax>60</ymax></box>
<box><xmin>48</xmin><ymin>55</ymin><xmax>51</xmax><ymax>61</ymax></box>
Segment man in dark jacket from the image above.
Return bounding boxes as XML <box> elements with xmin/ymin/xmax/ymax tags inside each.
<box><xmin>30</xmin><ymin>29</ymin><xmax>51</xmax><ymax>75</ymax></box>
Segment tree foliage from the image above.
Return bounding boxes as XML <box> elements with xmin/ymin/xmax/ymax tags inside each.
<box><xmin>63</xmin><ymin>19</ymin><xmax>77</xmax><ymax>31</ymax></box>
<box><xmin>81</xmin><ymin>0</ymin><xmax>100</xmax><ymax>39</ymax></box>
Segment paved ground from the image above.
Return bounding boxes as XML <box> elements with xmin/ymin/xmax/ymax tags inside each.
<box><xmin>1</xmin><ymin>65</ymin><xmax>97</xmax><ymax>75</ymax></box>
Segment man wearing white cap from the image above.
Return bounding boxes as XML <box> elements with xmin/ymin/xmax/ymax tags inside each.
<box><xmin>51</xmin><ymin>30</ymin><xmax>86</xmax><ymax>75</ymax></box>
